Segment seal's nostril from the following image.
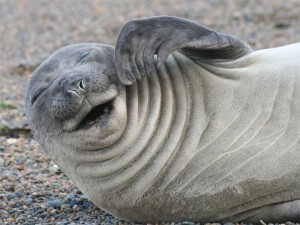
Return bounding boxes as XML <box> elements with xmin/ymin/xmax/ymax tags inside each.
<box><xmin>79</xmin><ymin>79</ymin><xmax>85</xmax><ymax>90</ymax></box>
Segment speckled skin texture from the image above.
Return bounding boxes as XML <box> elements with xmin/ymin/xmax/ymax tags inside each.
<box><xmin>25</xmin><ymin>17</ymin><xmax>300</xmax><ymax>223</ymax></box>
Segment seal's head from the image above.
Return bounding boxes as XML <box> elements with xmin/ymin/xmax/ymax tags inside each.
<box><xmin>25</xmin><ymin>43</ymin><xmax>127</xmax><ymax>160</ymax></box>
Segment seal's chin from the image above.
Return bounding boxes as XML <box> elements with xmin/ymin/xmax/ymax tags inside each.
<box><xmin>77</xmin><ymin>100</ymin><xmax>113</xmax><ymax>130</ymax></box>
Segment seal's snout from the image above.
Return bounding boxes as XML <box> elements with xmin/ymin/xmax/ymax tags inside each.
<box><xmin>51</xmin><ymin>77</ymin><xmax>89</xmax><ymax>121</ymax></box>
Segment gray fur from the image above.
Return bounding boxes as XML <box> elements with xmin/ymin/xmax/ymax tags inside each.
<box><xmin>25</xmin><ymin>16</ymin><xmax>300</xmax><ymax>223</ymax></box>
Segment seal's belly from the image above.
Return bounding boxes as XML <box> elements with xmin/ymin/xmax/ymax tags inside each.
<box><xmin>152</xmin><ymin>52</ymin><xmax>300</xmax><ymax>195</ymax></box>
<box><xmin>106</xmin><ymin>52</ymin><xmax>300</xmax><ymax>222</ymax></box>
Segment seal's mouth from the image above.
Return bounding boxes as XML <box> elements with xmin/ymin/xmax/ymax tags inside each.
<box><xmin>63</xmin><ymin>85</ymin><xmax>120</xmax><ymax>132</ymax></box>
<box><xmin>77</xmin><ymin>100</ymin><xmax>113</xmax><ymax>129</ymax></box>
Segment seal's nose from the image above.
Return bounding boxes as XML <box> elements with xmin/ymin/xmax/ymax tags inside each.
<box><xmin>67</xmin><ymin>79</ymin><xmax>86</xmax><ymax>96</ymax></box>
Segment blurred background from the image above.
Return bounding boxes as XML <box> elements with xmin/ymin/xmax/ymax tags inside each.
<box><xmin>0</xmin><ymin>0</ymin><xmax>300</xmax><ymax>224</ymax></box>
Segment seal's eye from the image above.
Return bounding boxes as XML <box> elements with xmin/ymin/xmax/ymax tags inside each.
<box><xmin>31</xmin><ymin>87</ymin><xmax>47</xmax><ymax>105</ymax></box>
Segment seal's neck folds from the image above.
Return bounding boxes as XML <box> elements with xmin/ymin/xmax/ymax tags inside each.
<box><xmin>74</xmin><ymin>52</ymin><xmax>211</xmax><ymax>197</ymax></box>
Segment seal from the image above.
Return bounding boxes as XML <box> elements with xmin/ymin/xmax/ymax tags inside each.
<box><xmin>25</xmin><ymin>16</ymin><xmax>300</xmax><ymax>223</ymax></box>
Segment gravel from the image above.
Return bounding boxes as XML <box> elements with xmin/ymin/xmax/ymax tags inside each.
<box><xmin>1</xmin><ymin>0</ymin><xmax>300</xmax><ymax>224</ymax></box>
<box><xmin>0</xmin><ymin>137</ymin><xmax>125</xmax><ymax>224</ymax></box>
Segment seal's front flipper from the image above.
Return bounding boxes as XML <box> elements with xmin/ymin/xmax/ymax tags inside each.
<box><xmin>114</xmin><ymin>16</ymin><xmax>252</xmax><ymax>85</ymax></box>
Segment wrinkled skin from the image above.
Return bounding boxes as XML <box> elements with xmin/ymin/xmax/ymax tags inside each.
<box><xmin>26</xmin><ymin>17</ymin><xmax>300</xmax><ymax>223</ymax></box>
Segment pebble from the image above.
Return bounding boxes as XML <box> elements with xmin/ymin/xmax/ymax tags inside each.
<box><xmin>51</xmin><ymin>209</ymin><xmax>57</xmax><ymax>214</ymax></box>
<box><xmin>64</xmin><ymin>208</ymin><xmax>73</xmax><ymax>213</ymax></box>
<box><xmin>16</xmin><ymin>155</ymin><xmax>26</xmax><ymax>165</ymax></box>
<box><xmin>46</xmin><ymin>200</ymin><xmax>63</xmax><ymax>208</ymax></box>
<box><xmin>70</xmin><ymin>199</ymin><xmax>78</xmax><ymax>206</ymax></box>
<box><xmin>4</xmin><ymin>184</ymin><xmax>15</xmax><ymax>192</ymax></box>
<box><xmin>48</xmin><ymin>164</ymin><xmax>60</xmax><ymax>173</ymax></box>
<box><xmin>7</xmin><ymin>193</ymin><xmax>15</xmax><ymax>200</ymax></box>
<box><xmin>7</xmin><ymin>217</ymin><xmax>15</xmax><ymax>223</ymax></box>
<box><xmin>8</xmin><ymin>200</ymin><xmax>16</xmax><ymax>207</ymax></box>
<box><xmin>182</xmin><ymin>222</ymin><xmax>195</xmax><ymax>225</ymax></box>
<box><xmin>40</xmin><ymin>211</ymin><xmax>48</xmax><ymax>218</ymax></box>
<box><xmin>6</xmin><ymin>138</ymin><xmax>17</xmax><ymax>144</ymax></box>
<box><xmin>83</xmin><ymin>201</ymin><xmax>91</xmax><ymax>209</ymax></box>
<box><xmin>26</xmin><ymin>197</ymin><xmax>33</xmax><ymax>205</ymax></box>
<box><xmin>78</xmin><ymin>195</ymin><xmax>88</xmax><ymax>204</ymax></box>
<box><xmin>61</xmin><ymin>203</ymin><xmax>71</xmax><ymax>209</ymax></box>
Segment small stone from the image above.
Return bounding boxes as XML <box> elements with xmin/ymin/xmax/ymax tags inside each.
<box><xmin>64</xmin><ymin>207</ymin><xmax>73</xmax><ymax>213</ymax></box>
<box><xmin>53</xmin><ymin>214</ymin><xmax>61</xmax><ymax>219</ymax></box>
<box><xmin>31</xmin><ymin>192</ymin><xmax>39</xmax><ymax>197</ymax></box>
<box><xmin>40</xmin><ymin>212</ymin><xmax>48</xmax><ymax>218</ymax></box>
<box><xmin>16</xmin><ymin>215</ymin><xmax>26</xmax><ymax>223</ymax></box>
<box><xmin>7</xmin><ymin>138</ymin><xmax>17</xmax><ymax>144</ymax></box>
<box><xmin>8</xmin><ymin>200</ymin><xmax>16</xmax><ymax>207</ymax></box>
<box><xmin>224</xmin><ymin>223</ymin><xmax>234</xmax><ymax>225</ymax></box>
<box><xmin>46</xmin><ymin>200</ymin><xmax>62</xmax><ymax>208</ymax></box>
<box><xmin>78</xmin><ymin>195</ymin><xmax>88</xmax><ymax>204</ymax></box>
<box><xmin>70</xmin><ymin>199</ymin><xmax>78</xmax><ymax>206</ymax></box>
<box><xmin>57</xmin><ymin>221</ymin><xmax>69</xmax><ymax>225</ymax></box>
<box><xmin>7</xmin><ymin>217</ymin><xmax>15</xmax><ymax>223</ymax></box>
<box><xmin>7</xmin><ymin>193</ymin><xmax>15</xmax><ymax>200</ymax></box>
<box><xmin>4</xmin><ymin>184</ymin><xmax>15</xmax><ymax>192</ymax></box>
<box><xmin>63</xmin><ymin>194</ymin><xmax>76</xmax><ymax>204</ymax></box>
<box><xmin>75</xmin><ymin>190</ymin><xmax>82</xmax><ymax>194</ymax></box>
<box><xmin>61</xmin><ymin>203</ymin><xmax>71</xmax><ymax>209</ymax></box>
<box><xmin>51</xmin><ymin>209</ymin><xmax>57</xmax><ymax>214</ymax></box>
<box><xmin>48</xmin><ymin>165</ymin><xmax>60</xmax><ymax>173</ymax></box>
<box><xmin>182</xmin><ymin>222</ymin><xmax>195</xmax><ymax>225</ymax></box>
<box><xmin>15</xmin><ymin>192</ymin><xmax>23</xmax><ymax>198</ymax></box>
<box><xmin>83</xmin><ymin>201</ymin><xmax>91</xmax><ymax>208</ymax></box>
<box><xmin>35</xmin><ymin>208</ymin><xmax>44</xmax><ymax>215</ymax></box>
<box><xmin>16</xmin><ymin>155</ymin><xmax>26</xmax><ymax>165</ymax></box>
<box><xmin>25</xmin><ymin>197</ymin><xmax>33</xmax><ymax>205</ymax></box>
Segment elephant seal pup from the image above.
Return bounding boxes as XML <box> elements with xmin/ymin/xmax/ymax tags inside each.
<box><xmin>25</xmin><ymin>16</ymin><xmax>300</xmax><ymax>223</ymax></box>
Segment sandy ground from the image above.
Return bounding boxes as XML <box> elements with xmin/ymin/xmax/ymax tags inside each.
<box><xmin>1</xmin><ymin>0</ymin><xmax>300</xmax><ymax>224</ymax></box>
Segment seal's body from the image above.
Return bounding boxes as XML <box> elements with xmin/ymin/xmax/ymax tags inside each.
<box><xmin>25</xmin><ymin>17</ymin><xmax>300</xmax><ymax>223</ymax></box>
